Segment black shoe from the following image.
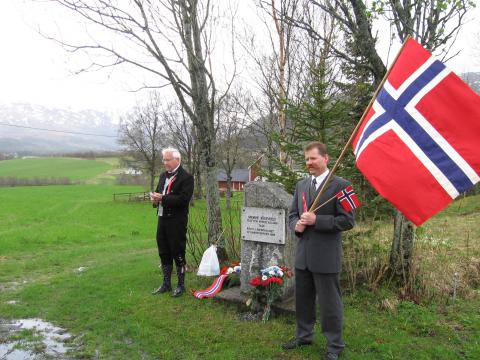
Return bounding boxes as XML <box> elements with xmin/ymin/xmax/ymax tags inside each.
<box><xmin>152</xmin><ymin>264</ymin><xmax>173</xmax><ymax>295</ymax></box>
<box><xmin>281</xmin><ymin>338</ymin><xmax>312</xmax><ymax>350</ymax></box>
<box><xmin>323</xmin><ymin>352</ymin><xmax>340</xmax><ymax>360</ymax></box>
<box><xmin>152</xmin><ymin>283</ymin><xmax>172</xmax><ymax>295</ymax></box>
<box><xmin>171</xmin><ymin>285</ymin><xmax>185</xmax><ymax>298</ymax></box>
<box><xmin>171</xmin><ymin>264</ymin><xmax>186</xmax><ymax>298</ymax></box>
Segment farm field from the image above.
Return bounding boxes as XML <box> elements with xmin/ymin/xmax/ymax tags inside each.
<box><xmin>0</xmin><ymin>157</ymin><xmax>114</xmax><ymax>180</ymax></box>
<box><xmin>0</xmin><ymin>158</ymin><xmax>479</xmax><ymax>359</ymax></box>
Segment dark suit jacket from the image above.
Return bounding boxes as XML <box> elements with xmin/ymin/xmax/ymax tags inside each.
<box><xmin>288</xmin><ymin>175</ymin><xmax>354</xmax><ymax>273</ymax></box>
<box><xmin>155</xmin><ymin>165</ymin><xmax>194</xmax><ymax>219</ymax></box>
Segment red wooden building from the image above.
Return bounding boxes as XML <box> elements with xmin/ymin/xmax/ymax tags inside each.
<box><xmin>217</xmin><ymin>169</ymin><xmax>250</xmax><ymax>191</ymax></box>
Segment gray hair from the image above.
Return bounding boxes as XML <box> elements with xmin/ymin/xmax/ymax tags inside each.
<box><xmin>162</xmin><ymin>147</ymin><xmax>181</xmax><ymax>161</ymax></box>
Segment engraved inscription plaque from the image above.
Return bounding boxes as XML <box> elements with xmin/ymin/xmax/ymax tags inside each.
<box><xmin>241</xmin><ymin>207</ymin><xmax>285</xmax><ymax>244</ymax></box>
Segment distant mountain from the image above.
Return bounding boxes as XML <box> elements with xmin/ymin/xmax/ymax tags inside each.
<box><xmin>0</xmin><ymin>103</ymin><xmax>120</xmax><ymax>154</ymax></box>
<box><xmin>461</xmin><ymin>72</ymin><xmax>480</xmax><ymax>95</ymax></box>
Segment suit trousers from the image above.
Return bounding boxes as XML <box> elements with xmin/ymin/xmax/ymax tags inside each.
<box><xmin>156</xmin><ymin>216</ymin><xmax>187</xmax><ymax>267</ymax></box>
<box><xmin>295</xmin><ymin>268</ymin><xmax>345</xmax><ymax>354</ymax></box>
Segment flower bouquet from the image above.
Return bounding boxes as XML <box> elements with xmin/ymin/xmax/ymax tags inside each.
<box><xmin>220</xmin><ymin>262</ymin><xmax>241</xmax><ymax>288</ymax></box>
<box><xmin>247</xmin><ymin>265</ymin><xmax>292</xmax><ymax>322</ymax></box>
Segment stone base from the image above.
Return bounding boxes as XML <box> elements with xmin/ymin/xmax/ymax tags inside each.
<box><xmin>214</xmin><ymin>287</ymin><xmax>295</xmax><ymax>316</ymax></box>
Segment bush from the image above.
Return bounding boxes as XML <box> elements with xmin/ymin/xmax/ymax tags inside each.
<box><xmin>0</xmin><ymin>176</ymin><xmax>72</xmax><ymax>187</ymax></box>
<box><xmin>115</xmin><ymin>174</ymin><xmax>149</xmax><ymax>186</ymax></box>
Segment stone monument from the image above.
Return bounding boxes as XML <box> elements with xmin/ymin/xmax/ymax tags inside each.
<box><xmin>240</xmin><ymin>181</ymin><xmax>295</xmax><ymax>298</ymax></box>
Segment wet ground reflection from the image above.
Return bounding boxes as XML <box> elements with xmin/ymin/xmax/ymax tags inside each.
<box><xmin>0</xmin><ymin>318</ymin><xmax>75</xmax><ymax>360</ymax></box>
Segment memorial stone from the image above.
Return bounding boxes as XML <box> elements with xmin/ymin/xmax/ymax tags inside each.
<box><xmin>240</xmin><ymin>182</ymin><xmax>295</xmax><ymax>298</ymax></box>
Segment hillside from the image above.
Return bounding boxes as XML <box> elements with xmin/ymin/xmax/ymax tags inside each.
<box><xmin>461</xmin><ymin>71</ymin><xmax>480</xmax><ymax>94</ymax></box>
<box><xmin>0</xmin><ymin>103</ymin><xmax>120</xmax><ymax>154</ymax></box>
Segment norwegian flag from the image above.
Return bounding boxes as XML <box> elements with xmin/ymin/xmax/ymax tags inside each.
<box><xmin>336</xmin><ymin>185</ymin><xmax>361</xmax><ymax>212</ymax></box>
<box><xmin>352</xmin><ymin>38</ymin><xmax>480</xmax><ymax>226</ymax></box>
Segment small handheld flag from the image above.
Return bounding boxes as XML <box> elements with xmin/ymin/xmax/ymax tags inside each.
<box><xmin>336</xmin><ymin>185</ymin><xmax>361</xmax><ymax>212</ymax></box>
<box><xmin>301</xmin><ymin>192</ymin><xmax>308</xmax><ymax>212</ymax></box>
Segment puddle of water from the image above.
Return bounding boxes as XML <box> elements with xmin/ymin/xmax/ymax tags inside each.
<box><xmin>0</xmin><ymin>318</ymin><xmax>75</xmax><ymax>360</ymax></box>
<box><xmin>0</xmin><ymin>344</ymin><xmax>32</xmax><ymax>360</ymax></box>
<box><xmin>0</xmin><ymin>341</ymin><xmax>33</xmax><ymax>360</ymax></box>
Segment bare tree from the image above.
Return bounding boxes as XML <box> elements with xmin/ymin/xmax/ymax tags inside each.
<box><xmin>43</xmin><ymin>0</ymin><xmax>239</xmax><ymax>252</ymax></box>
<box><xmin>248</xmin><ymin>56</ymin><xmax>280</xmax><ymax>173</ymax></box>
<box><xmin>285</xmin><ymin>0</ymin><xmax>475</xmax><ymax>278</ymax></box>
<box><xmin>118</xmin><ymin>92</ymin><xmax>164</xmax><ymax>191</ymax></box>
<box><xmin>268</xmin><ymin>0</ymin><xmax>297</xmax><ymax>164</ymax></box>
<box><xmin>162</xmin><ymin>102</ymin><xmax>203</xmax><ymax>199</ymax></box>
<box><xmin>290</xmin><ymin>0</ymin><xmax>474</xmax><ymax>88</ymax></box>
<box><xmin>216</xmin><ymin>87</ymin><xmax>251</xmax><ymax>209</ymax></box>
<box><xmin>247</xmin><ymin>1</ymin><xmax>344</xmax><ymax>183</ymax></box>
<box><xmin>374</xmin><ymin>0</ymin><xmax>473</xmax><ymax>60</ymax></box>
<box><xmin>240</xmin><ymin>0</ymin><xmax>304</xmax><ymax>168</ymax></box>
<box><xmin>281</xmin><ymin>0</ymin><xmax>387</xmax><ymax>84</ymax></box>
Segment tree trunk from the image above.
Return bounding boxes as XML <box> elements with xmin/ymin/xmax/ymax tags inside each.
<box><xmin>272</xmin><ymin>0</ymin><xmax>288</xmax><ymax>165</ymax></box>
<box><xmin>194</xmin><ymin>166</ymin><xmax>203</xmax><ymax>199</ymax></box>
<box><xmin>203</xmin><ymin>155</ymin><xmax>227</xmax><ymax>262</ymax></box>
<box><xmin>226</xmin><ymin>177</ymin><xmax>232</xmax><ymax>210</ymax></box>
<box><xmin>195</xmin><ymin>125</ymin><xmax>226</xmax><ymax>260</ymax></box>
<box><xmin>194</xmin><ymin>162</ymin><xmax>203</xmax><ymax>199</ymax></box>
<box><xmin>180</xmin><ymin>0</ymin><xmax>225</xmax><ymax>261</ymax></box>
<box><xmin>390</xmin><ymin>210</ymin><xmax>415</xmax><ymax>281</ymax></box>
<box><xmin>194</xmin><ymin>109</ymin><xmax>225</xmax><ymax>260</ymax></box>
<box><xmin>193</xmin><ymin>107</ymin><xmax>225</xmax><ymax>262</ymax></box>
<box><xmin>192</xmin><ymin>137</ymin><xmax>203</xmax><ymax>200</ymax></box>
<box><xmin>149</xmin><ymin>170</ymin><xmax>155</xmax><ymax>192</ymax></box>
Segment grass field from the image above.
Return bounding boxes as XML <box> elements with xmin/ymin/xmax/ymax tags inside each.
<box><xmin>1</xmin><ymin>182</ymin><xmax>479</xmax><ymax>359</ymax></box>
<box><xmin>0</xmin><ymin>157</ymin><xmax>114</xmax><ymax>181</ymax></box>
<box><xmin>0</xmin><ymin>158</ymin><xmax>479</xmax><ymax>359</ymax></box>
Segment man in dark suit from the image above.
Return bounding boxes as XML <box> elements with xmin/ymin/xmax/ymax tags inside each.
<box><xmin>283</xmin><ymin>142</ymin><xmax>355</xmax><ymax>360</ymax></box>
<box><xmin>150</xmin><ymin>148</ymin><xmax>194</xmax><ymax>297</ymax></box>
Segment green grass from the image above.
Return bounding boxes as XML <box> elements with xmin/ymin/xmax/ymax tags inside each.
<box><xmin>0</xmin><ymin>185</ymin><xmax>479</xmax><ymax>359</ymax></box>
<box><xmin>0</xmin><ymin>157</ymin><xmax>113</xmax><ymax>180</ymax></box>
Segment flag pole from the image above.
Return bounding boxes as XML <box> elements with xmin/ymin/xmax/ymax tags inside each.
<box><xmin>308</xmin><ymin>35</ymin><xmax>413</xmax><ymax>213</ymax></box>
<box><xmin>311</xmin><ymin>194</ymin><xmax>337</xmax><ymax>213</ymax></box>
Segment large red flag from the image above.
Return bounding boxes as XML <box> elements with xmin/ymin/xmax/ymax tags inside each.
<box><xmin>352</xmin><ymin>38</ymin><xmax>480</xmax><ymax>226</ymax></box>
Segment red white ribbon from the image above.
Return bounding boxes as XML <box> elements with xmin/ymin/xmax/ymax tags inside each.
<box><xmin>192</xmin><ymin>274</ymin><xmax>230</xmax><ymax>299</ymax></box>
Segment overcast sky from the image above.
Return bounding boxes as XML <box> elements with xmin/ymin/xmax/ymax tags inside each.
<box><xmin>0</xmin><ymin>0</ymin><xmax>478</xmax><ymax>116</ymax></box>
<box><xmin>0</xmin><ymin>0</ymin><xmax>142</xmax><ymax>116</ymax></box>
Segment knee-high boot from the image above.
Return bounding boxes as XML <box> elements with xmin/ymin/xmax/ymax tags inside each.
<box><xmin>172</xmin><ymin>265</ymin><xmax>185</xmax><ymax>298</ymax></box>
<box><xmin>152</xmin><ymin>264</ymin><xmax>173</xmax><ymax>295</ymax></box>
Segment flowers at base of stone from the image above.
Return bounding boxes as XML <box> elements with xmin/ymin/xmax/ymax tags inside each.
<box><xmin>249</xmin><ymin>274</ymin><xmax>283</xmax><ymax>287</ymax></box>
<box><xmin>247</xmin><ymin>265</ymin><xmax>292</xmax><ymax>322</ymax></box>
<box><xmin>220</xmin><ymin>261</ymin><xmax>241</xmax><ymax>275</ymax></box>
<box><xmin>220</xmin><ymin>262</ymin><xmax>241</xmax><ymax>288</ymax></box>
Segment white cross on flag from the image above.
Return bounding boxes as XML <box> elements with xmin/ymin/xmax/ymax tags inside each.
<box><xmin>352</xmin><ymin>38</ymin><xmax>480</xmax><ymax>225</ymax></box>
<box><xmin>336</xmin><ymin>185</ymin><xmax>361</xmax><ymax>212</ymax></box>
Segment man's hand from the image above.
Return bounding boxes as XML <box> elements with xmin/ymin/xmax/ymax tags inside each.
<box><xmin>300</xmin><ymin>211</ymin><xmax>316</xmax><ymax>226</ymax></box>
<box><xmin>150</xmin><ymin>192</ymin><xmax>162</xmax><ymax>205</ymax></box>
<box><xmin>295</xmin><ymin>221</ymin><xmax>306</xmax><ymax>233</ymax></box>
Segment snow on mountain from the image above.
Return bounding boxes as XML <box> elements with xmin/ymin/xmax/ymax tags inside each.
<box><xmin>461</xmin><ymin>72</ymin><xmax>480</xmax><ymax>95</ymax></box>
<box><xmin>0</xmin><ymin>103</ymin><xmax>120</xmax><ymax>154</ymax></box>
